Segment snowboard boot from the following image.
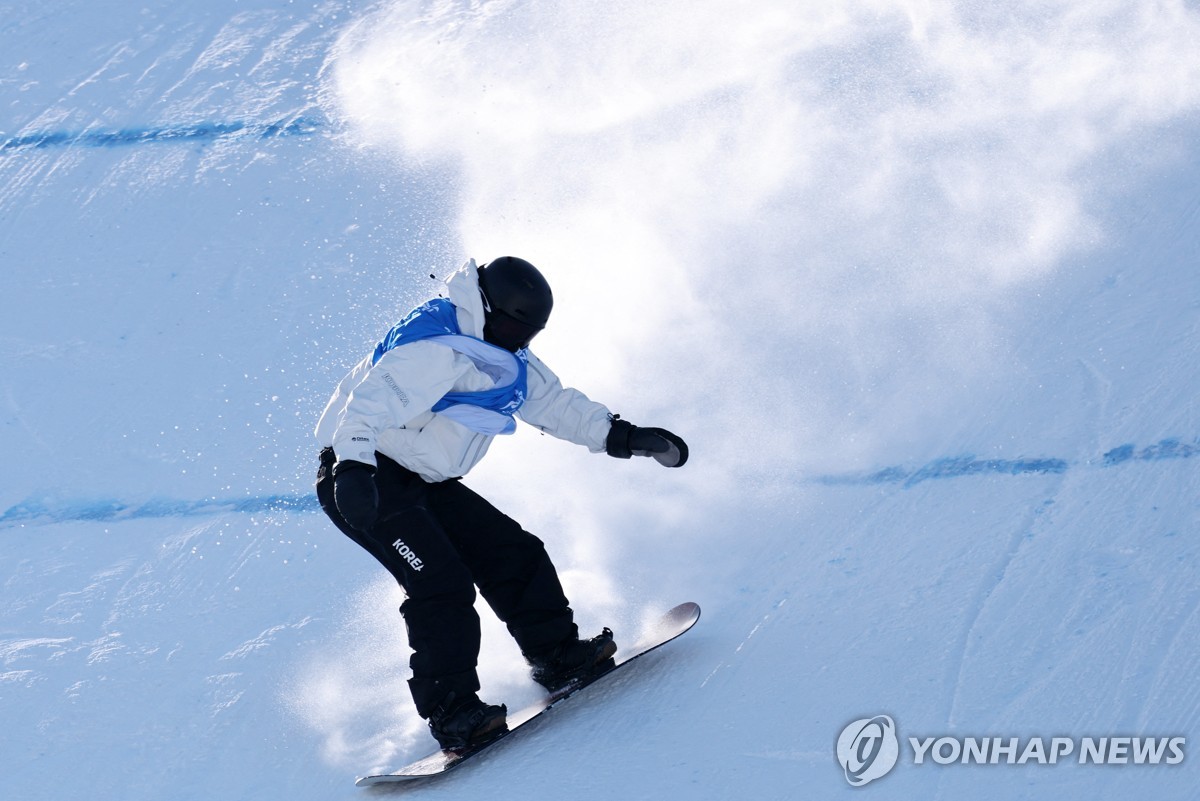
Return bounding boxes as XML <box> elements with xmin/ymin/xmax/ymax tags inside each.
<box><xmin>526</xmin><ymin>627</ymin><xmax>618</xmax><ymax>693</ymax></box>
<box><xmin>426</xmin><ymin>691</ymin><xmax>508</xmax><ymax>751</ymax></box>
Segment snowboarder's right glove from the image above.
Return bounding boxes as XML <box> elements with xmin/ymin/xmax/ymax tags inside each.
<box><xmin>332</xmin><ymin>459</ymin><xmax>379</xmax><ymax>531</ymax></box>
<box><xmin>606</xmin><ymin>417</ymin><xmax>688</xmax><ymax>468</ymax></box>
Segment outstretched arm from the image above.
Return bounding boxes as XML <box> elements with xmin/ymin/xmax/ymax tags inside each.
<box><xmin>518</xmin><ymin>352</ymin><xmax>687</xmax><ymax>467</ymax></box>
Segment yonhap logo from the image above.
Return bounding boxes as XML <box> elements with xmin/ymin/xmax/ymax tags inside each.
<box><xmin>835</xmin><ymin>714</ymin><xmax>1186</xmax><ymax>788</ymax></box>
<box><xmin>837</xmin><ymin>715</ymin><xmax>899</xmax><ymax>786</ymax></box>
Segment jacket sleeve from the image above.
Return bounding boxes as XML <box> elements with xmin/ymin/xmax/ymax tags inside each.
<box><xmin>330</xmin><ymin>341</ymin><xmax>463</xmax><ymax>466</ymax></box>
<box><xmin>517</xmin><ymin>352</ymin><xmax>613</xmax><ymax>452</ymax></box>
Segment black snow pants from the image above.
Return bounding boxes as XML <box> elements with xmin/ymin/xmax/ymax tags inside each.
<box><xmin>316</xmin><ymin>447</ymin><xmax>578</xmax><ymax>717</ymax></box>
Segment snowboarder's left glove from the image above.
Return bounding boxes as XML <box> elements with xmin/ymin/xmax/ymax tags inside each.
<box><xmin>606</xmin><ymin>417</ymin><xmax>688</xmax><ymax>468</ymax></box>
<box><xmin>332</xmin><ymin>460</ymin><xmax>379</xmax><ymax>531</ymax></box>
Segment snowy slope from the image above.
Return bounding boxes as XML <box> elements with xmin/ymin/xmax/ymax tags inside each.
<box><xmin>3</xmin><ymin>2</ymin><xmax>1199</xmax><ymax>800</ymax></box>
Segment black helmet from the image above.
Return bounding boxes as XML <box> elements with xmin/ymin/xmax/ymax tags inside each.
<box><xmin>477</xmin><ymin>256</ymin><xmax>553</xmax><ymax>351</ymax></box>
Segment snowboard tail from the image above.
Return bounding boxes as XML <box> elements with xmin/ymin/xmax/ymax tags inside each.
<box><xmin>355</xmin><ymin>601</ymin><xmax>701</xmax><ymax>787</ymax></box>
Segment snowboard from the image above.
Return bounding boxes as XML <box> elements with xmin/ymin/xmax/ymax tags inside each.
<box><xmin>355</xmin><ymin>601</ymin><xmax>701</xmax><ymax>787</ymax></box>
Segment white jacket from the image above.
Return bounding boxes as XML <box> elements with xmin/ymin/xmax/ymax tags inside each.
<box><xmin>314</xmin><ymin>259</ymin><xmax>613</xmax><ymax>482</ymax></box>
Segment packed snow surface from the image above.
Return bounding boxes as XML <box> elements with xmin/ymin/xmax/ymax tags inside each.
<box><xmin>2</xmin><ymin>1</ymin><xmax>1198</xmax><ymax>799</ymax></box>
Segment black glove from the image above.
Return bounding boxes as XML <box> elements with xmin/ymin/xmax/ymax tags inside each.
<box><xmin>606</xmin><ymin>417</ymin><xmax>688</xmax><ymax>468</ymax></box>
<box><xmin>332</xmin><ymin>460</ymin><xmax>379</xmax><ymax>531</ymax></box>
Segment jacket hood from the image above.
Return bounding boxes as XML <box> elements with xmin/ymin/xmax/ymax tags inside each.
<box><xmin>445</xmin><ymin>259</ymin><xmax>486</xmax><ymax>339</ymax></box>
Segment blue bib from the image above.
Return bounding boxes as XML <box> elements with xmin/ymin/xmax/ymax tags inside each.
<box><xmin>371</xmin><ymin>299</ymin><xmax>528</xmax><ymax>435</ymax></box>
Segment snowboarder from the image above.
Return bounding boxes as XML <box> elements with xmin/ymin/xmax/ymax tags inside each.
<box><xmin>314</xmin><ymin>257</ymin><xmax>688</xmax><ymax>750</ymax></box>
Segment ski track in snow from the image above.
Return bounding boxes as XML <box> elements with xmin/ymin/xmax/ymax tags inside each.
<box><xmin>943</xmin><ymin>481</ymin><xmax>1065</xmax><ymax>727</ymax></box>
